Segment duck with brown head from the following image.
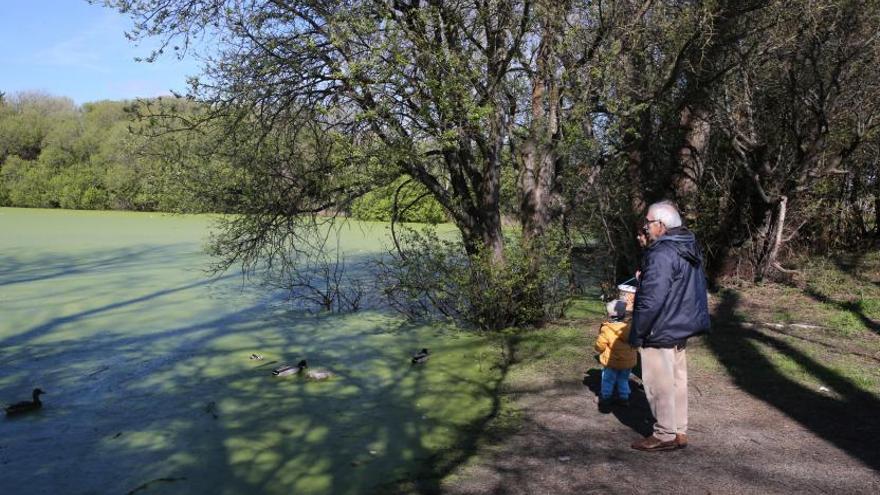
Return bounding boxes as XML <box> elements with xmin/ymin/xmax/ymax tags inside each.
<box><xmin>5</xmin><ymin>388</ymin><xmax>45</xmax><ymax>416</ymax></box>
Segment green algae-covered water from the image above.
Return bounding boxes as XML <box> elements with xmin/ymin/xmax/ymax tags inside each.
<box><xmin>0</xmin><ymin>208</ymin><xmax>500</xmax><ymax>494</ymax></box>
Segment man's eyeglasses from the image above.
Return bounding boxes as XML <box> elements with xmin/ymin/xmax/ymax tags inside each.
<box><xmin>642</xmin><ymin>219</ymin><xmax>662</xmax><ymax>232</ymax></box>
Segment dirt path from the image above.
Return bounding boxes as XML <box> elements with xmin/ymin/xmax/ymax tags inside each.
<box><xmin>442</xmin><ymin>326</ymin><xmax>880</xmax><ymax>494</ymax></box>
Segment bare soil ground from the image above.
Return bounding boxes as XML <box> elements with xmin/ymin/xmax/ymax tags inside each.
<box><xmin>440</xmin><ymin>259</ymin><xmax>880</xmax><ymax>495</ymax></box>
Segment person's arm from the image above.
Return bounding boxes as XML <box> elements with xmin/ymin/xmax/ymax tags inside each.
<box><xmin>629</xmin><ymin>248</ymin><xmax>675</xmax><ymax>347</ymax></box>
<box><xmin>595</xmin><ymin>325</ymin><xmax>610</xmax><ymax>353</ymax></box>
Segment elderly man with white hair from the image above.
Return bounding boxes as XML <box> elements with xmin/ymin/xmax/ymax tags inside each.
<box><xmin>629</xmin><ymin>200</ymin><xmax>710</xmax><ymax>452</ymax></box>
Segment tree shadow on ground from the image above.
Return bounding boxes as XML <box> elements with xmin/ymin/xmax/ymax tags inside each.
<box><xmin>830</xmin><ymin>251</ymin><xmax>880</xmax><ymax>287</ymax></box>
<box><xmin>708</xmin><ymin>290</ymin><xmax>880</xmax><ymax>471</ymax></box>
<box><xmin>582</xmin><ymin>368</ymin><xmax>653</xmax><ymax>437</ymax></box>
<box><xmin>802</xmin><ymin>287</ymin><xmax>880</xmax><ymax>335</ymax></box>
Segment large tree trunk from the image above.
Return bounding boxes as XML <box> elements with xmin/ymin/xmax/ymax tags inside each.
<box><xmin>480</xmin><ymin>176</ymin><xmax>505</xmax><ymax>265</ymax></box>
<box><xmin>875</xmin><ymin>176</ymin><xmax>880</xmax><ymax>239</ymax></box>
<box><xmin>619</xmin><ymin>26</ymin><xmax>651</xmax><ymax>221</ymax></box>
<box><xmin>454</xmin><ymin>194</ymin><xmax>504</xmax><ymax>265</ymax></box>
<box><xmin>519</xmin><ymin>6</ymin><xmax>562</xmax><ymax>244</ymax></box>
<box><xmin>674</xmin><ymin>103</ymin><xmax>711</xmax><ymax>219</ymax></box>
<box><xmin>625</xmin><ymin>142</ymin><xmax>648</xmax><ymax>216</ymax></box>
<box><xmin>755</xmin><ymin>195</ymin><xmax>787</xmax><ymax>282</ymax></box>
<box><xmin>519</xmin><ymin>137</ymin><xmax>557</xmax><ymax>242</ymax></box>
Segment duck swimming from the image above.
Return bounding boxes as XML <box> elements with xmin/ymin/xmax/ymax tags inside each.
<box><xmin>272</xmin><ymin>360</ymin><xmax>306</xmax><ymax>377</ymax></box>
<box><xmin>298</xmin><ymin>360</ymin><xmax>334</xmax><ymax>381</ymax></box>
<box><xmin>5</xmin><ymin>388</ymin><xmax>45</xmax><ymax>416</ymax></box>
<box><xmin>411</xmin><ymin>348</ymin><xmax>429</xmax><ymax>364</ymax></box>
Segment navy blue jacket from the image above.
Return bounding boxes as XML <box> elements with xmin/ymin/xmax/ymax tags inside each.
<box><xmin>628</xmin><ymin>226</ymin><xmax>710</xmax><ymax>348</ymax></box>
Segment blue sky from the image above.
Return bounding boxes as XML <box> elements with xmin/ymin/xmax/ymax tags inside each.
<box><xmin>0</xmin><ymin>1</ymin><xmax>202</xmax><ymax>105</ymax></box>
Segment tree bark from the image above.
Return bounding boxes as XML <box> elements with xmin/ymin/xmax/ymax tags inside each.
<box><xmin>875</xmin><ymin>176</ymin><xmax>880</xmax><ymax>239</ymax></box>
<box><xmin>519</xmin><ymin>5</ymin><xmax>562</xmax><ymax>244</ymax></box>
<box><xmin>756</xmin><ymin>195</ymin><xmax>787</xmax><ymax>282</ymax></box>
<box><xmin>673</xmin><ymin>103</ymin><xmax>711</xmax><ymax>218</ymax></box>
<box><xmin>621</xmin><ymin>103</ymin><xmax>652</xmax><ymax>259</ymax></box>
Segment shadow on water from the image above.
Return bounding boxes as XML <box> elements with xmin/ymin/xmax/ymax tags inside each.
<box><xmin>0</xmin><ymin>274</ymin><xmax>238</xmax><ymax>352</ymax></box>
<box><xmin>0</xmin><ymin>245</ymin><xmax>196</xmax><ymax>287</ymax></box>
<box><xmin>708</xmin><ymin>290</ymin><xmax>880</xmax><ymax>471</ymax></box>
<box><xmin>392</xmin><ymin>349</ymin><xmax>511</xmax><ymax>495</ymax></box>
<box><xmin>0</xmin><ymin>241</ymin><xmax>508</xmax><ymax>494</ymax></box>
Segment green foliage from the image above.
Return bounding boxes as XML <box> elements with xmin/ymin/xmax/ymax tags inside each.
<box><xmin>377</xmin><ymin>226</ymin><xmax>574</xmax><ymax>330</ymax></box>
<box><xmin>0</xmin><ymin>95</ymin><xmax>124</xmax><ymax>209</ymax></box>
<box><xmin>0</xmin><ymin>92</ymin><xmax>76</xmax><ymax>162</ymax></box>
<box><xmin>0</xmin><ymin>91</ymin><xmax>450</xmax><ymax>221</ymax></box>
<box><xmin>52</xmin><ymin>164</ymin><xmax>110</xmax><ymax>210</ymax></box>
<box><xmin>0</xmin><ymin>93</ymin><xmax>242</xmax><ymax>213</ymax></box>
<box><xmin>349</xmin><ymin>177</ymin><xmax>447</xmax><ymax>223</ymax></box>
<box><xmin>1</xmin><ymin>156</ymin><xmax>56</xmax><ymax>207</ymax></box>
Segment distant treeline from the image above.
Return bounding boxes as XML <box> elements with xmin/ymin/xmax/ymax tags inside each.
<box><xmin>0</xmin><ymin>93</ymin><xmax>180</xmax><ymax>211</ymax></box>
<box><xmin>0</xmin><ymin>91</ymin><xmax>446</xmax><ymax>222</ymax></box>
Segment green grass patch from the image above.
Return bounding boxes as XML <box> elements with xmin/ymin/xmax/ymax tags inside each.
<box><xmin>509</xmin><ymin>324</ymin><xmax>591</xmax><ymax>380</ymax></box>
<box><xmin>859</xmin><ymin>297</ymin><xmax>880</xmax><ymax>320</ymax></box>
<box><xmin>714</xmin><ymin>252</ymin><xmax>880</xmax><ymax>397</ymax></box>
<box><xmin>829</xmin><ymin>361</ymin><xmax>880</xmax><ymax>391</ymax></box>
<box><xmin>771</xmin><ymin>309</ymin><xmax>796</xmax><ymax>324</ymax></box>
<box><xmin>565</xmin><ymin>297</ymin><xmax>606</xmax><ymax>320</ymax></box>
<box><xmin>823</xmin><ymin>308</ymin><xmax>866</xmax><ymax>336</ymax></box>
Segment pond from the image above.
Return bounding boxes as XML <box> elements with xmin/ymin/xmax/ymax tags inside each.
<box><xmin>0</xmin><ymin>208</ymin><xmax>502</xmax><ymax>494</ymax></box>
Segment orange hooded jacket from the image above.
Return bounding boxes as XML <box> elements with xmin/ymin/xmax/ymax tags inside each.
<box><xmin>594</xmin><ymin>320</ymin><xmax>637</xmax><ymax>370</ymax></box>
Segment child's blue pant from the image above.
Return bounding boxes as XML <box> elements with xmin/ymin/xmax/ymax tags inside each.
<box><xmin>600</xmin><ymin>367</ymin><xmax>632</xmax><ymax>400</ymax></box>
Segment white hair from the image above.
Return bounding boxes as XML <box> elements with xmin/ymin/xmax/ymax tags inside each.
<box><xmin>647</xmin><ymin>200</ymin><xmax>682</xmax><ymax>228</ymax></box>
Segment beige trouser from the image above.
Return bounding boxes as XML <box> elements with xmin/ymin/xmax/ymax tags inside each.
<box><xmin>640</xmin><ymin>346</ymin><xmax>688</xmax><ymax>442</ymax></box>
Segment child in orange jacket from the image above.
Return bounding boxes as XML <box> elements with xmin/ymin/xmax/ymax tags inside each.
<box><xmin>595</xmin><ymin>300</ymin><xmax>638</xmax><ymax>409</ymax></box>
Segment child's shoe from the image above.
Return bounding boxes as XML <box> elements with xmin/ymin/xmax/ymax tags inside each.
<box><xmin>598</xmin><ymin>397</ymin><xmax>613</xmax><ymax>414</ymax></box>
<box><xmin>615</xmin><ymin>396</ymin><xmax>630</xmax><ymax>408</ymax></box>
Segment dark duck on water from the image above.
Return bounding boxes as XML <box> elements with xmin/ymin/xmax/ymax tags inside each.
<box><xmin>273</xmin><ymin>360</ymin><xmax>306</xmax><ymax>377</ymax></box>
<box><xmin>411</xmin><ymin>348</ymin><xmax>429</xmax><ymax>364</ymax></box>
<box><xmin>4</xmin><ymin>388</ymin><xmax>45</xmax><ymax>416</ymax></box>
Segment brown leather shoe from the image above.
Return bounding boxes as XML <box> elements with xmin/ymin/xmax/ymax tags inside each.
<box><xmin>631</xmin><ymin>435</ymin><xmax>677</xmax><ymax>452</ymax></box>
<box><xmin>675</xmin><ymin>433</ymin><xmax>688</xmax><ymax>449</ymax></box>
